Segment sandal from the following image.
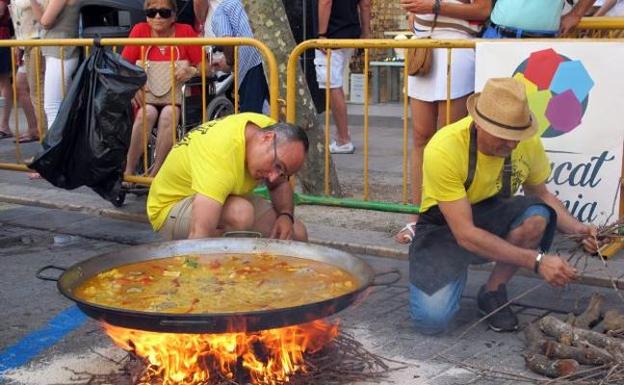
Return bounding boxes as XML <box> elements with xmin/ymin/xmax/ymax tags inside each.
<box><xmin>15</xmin><ymin>134</ymin><xmax>40</xmax><ymax>143</ymax></box>
<box><xmin>394</xmin><ymin>222</ymin><xmax>417</xmax><ymax>244</ymax></box>
<box><xmin>0</xmin><ymin>131</ymin><xmax>13</xmax><ymax>140</ymax></box>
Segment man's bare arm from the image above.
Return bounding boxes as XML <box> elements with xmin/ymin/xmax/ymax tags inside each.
<box><xmin>318</xmin><ymin>0</ymin><xmax>332</xmax><ymax>36</ymax></box>
<box><xmin>267</xmin><ymin>180</ymin><xmax>296</xmax><ymax>239</ymax></box>
<box><xmin>188</xmin><ymin>194</ymin><xmax>223</xmax><ymax>239</ymax></box>
<box><xmin>358</xmin><ymin>0</ymin><xmax>372</xmax><ymax>38</ymax></box>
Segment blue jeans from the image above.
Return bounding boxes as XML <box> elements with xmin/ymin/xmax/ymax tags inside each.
<box><xmin>409</xmin><ymin>204</ymin><xmax>551</xmax><ymax>334</ymax></box>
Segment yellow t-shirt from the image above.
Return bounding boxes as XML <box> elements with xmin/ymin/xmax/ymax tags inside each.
<box><xmin>420</xmin><ymin>116</ymin><xmax>551</xmax><ymax>213</ymax></box>
<box><xmin>147</xmin><ymin>113</ymin><xmax>276</xmax><ymax>230</ymax></box>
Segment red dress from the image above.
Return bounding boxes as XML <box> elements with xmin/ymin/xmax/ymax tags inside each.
<box><xmin>121</xmin><ymin>22</ymin><xmax>202</xmax><ymax>65</ymax></box>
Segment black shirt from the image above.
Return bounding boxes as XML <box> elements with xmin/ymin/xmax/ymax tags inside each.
<box><xmin>313</xmin><ymin>0</ymin><xmax>362</xmax><ymax>39</ymax></box>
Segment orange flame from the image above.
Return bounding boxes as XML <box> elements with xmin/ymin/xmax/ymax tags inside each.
<box><xmin>103</xmin><ymin>320</ymin><xmax>338</xmax><ymax>385</ymax></box>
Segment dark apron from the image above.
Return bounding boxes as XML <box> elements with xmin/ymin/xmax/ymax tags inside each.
<box><xmin>409</xmin><ymin>126</ymin><xmax>557</xmax><ymax>295</ymax></box>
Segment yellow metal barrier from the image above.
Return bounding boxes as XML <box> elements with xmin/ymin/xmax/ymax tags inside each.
<box><xmin>0</xmin><ymin>37</ymin><xmax>280</xmax><ymax>186</ymax></box>
<box><xmin>286</xmin><ymin>38</ymin><xmax>474</xmax><ymax>203</ymax></box>
<box><xmin>287</xmin><ymin>27</ymin><xmax>624</xmax><ymax>208</ymax></box>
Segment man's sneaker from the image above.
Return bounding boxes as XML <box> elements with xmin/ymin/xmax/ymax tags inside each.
<box><xmin>329</xmin><ymin>141</ymin><xmax>355</xmax><ymax>154</ymax></box>
<box><xmin>477</xmin><ymin>284</ymin><xmax>519</xmax><ymax>332</ymax></box>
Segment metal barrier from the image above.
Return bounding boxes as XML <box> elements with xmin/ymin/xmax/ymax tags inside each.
<box><xmin>0</xmin><ymin>37</ymin><xmax>280</xmax><ymax>187</ymax></box>
<box><xmin>286</xmin><ymin>18</ymin><xmax>624</xmax><ymax>214</ymax></box>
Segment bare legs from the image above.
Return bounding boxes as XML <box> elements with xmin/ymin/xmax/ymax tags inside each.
<box><xmin>486</xmin><ymin>216</ymin><xmax>548</xmax><ymax>291</ymax></box>
<box><xmin>218</xmin><ymin>196</ymin><xmax>308</xmax><ymax>241</ymax></box>
<box><xmin>0</xmin><ymin>73</ymin><xmax>13</xmax><ymax>135</ymax></box>
<box><xmin>394</xmin><ymin>94</ymin><xmax>470</xmax><ymax>243</ymax></box>
<box><xmin>124</xmin><ymin>104</ymin><xmax>179</xmax><ymax>178</ymax></box>
<box><xmin>16</xmin><ymin>72</ymin><xmax>39</xmax><ymax>139</ymax></box>
<box><xmin>330</xmin><ymin>87</ymin><xmax>350</xmax><ymax>145</ymax></box>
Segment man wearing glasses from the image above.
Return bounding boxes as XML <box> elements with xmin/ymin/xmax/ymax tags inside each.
<box><xmin>147</xmin><ymin>113</ymin><xmax>309</xmax><ymax>241</ymax></box>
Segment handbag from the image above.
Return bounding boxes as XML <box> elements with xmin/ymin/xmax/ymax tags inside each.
<box><xmin>136</xmin><ymin>46</ymin><xmax>190</xmax><ymax>106</ymax></box>
<box><xmin>407</xmin><ymin>12</ymin><xmax>439</xmax><ymax>77</ymax></box>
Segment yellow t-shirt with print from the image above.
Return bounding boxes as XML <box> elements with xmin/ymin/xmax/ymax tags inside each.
<box><xmin>147</xmin><ymin>113</ymin><xmax>276</xmax><ymax>230</ymax></box>
<box><xmin>420</xmin><ymin>116</ymin><xmax>551</xmax><ymax>213</ymax></box>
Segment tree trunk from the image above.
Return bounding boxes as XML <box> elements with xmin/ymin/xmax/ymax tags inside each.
<box><xmin>243</xmin><ymin>0</ymin><xmax>342</xmax><ymax>195</ymax></box>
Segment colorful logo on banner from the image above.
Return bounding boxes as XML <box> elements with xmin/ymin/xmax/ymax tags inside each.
<box><xmin>512</xmin><ymin>48</ymin><xmax>594</xmax><ymax>138</ymax></box>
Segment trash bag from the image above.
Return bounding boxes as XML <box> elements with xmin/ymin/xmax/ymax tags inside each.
<box><xmin>30</xmin><ymin>44</ymin><xmax>146</xmax><ymax>203</ymax></box>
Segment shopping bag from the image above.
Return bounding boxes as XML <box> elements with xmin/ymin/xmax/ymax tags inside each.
<box><xmin>30</xmin><ymin>45</ymin><xmax>147</xmax><ymax>203</ymax></box>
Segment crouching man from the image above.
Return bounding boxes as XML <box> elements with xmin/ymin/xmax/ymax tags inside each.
<box><xmin>147</xmin><ymin>112</ymin><xmax>308</xmax><ymax>241</ymax></box>
<box><xmin>409</xmin><ymin>78</ymin><xmax>602</xmax><ymax>334</ymax></box>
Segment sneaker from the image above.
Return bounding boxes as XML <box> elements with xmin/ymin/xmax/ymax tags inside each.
<box><xmin>329</xmin><ymin>141</ymin><xmax>355</xmax><ymax>154</ymax></box>
<box><xmin>477</xmin><ymin>284</ymin><xmax>519</xmax><ymax>332</ymax></box>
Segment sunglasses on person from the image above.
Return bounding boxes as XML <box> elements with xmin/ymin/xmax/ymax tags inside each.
<box><xmin>145</xmin><ymin>8</ymin><xmax>173</xmax><ymax>19</ymax></box>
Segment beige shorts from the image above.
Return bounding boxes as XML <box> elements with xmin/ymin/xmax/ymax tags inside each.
<box><xmin>158</xmin><ymin>194</ymin><xmax>274</xmax><ymax>240</ymax></box>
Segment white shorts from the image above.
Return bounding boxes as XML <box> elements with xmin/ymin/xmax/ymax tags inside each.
<box><xmin>314</xmin><ymin>48</ymin><xmax>353</xmax><ymax>89</ymax></box>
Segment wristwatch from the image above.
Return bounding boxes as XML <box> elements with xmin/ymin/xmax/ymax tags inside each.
<box><xmin>318</xmin><ymin>32</ymin><xmax>328</xmax><ymax>38</ymax></box>
<box><xmin>533</xmin><ymin>252</ymin><xmax>544</xmax><ymax>274</ymax></box>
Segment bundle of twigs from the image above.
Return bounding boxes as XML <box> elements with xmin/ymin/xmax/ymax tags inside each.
<box><xmin>522</xmin><ymin>292</ymin><xmax>624</xmax><ymax>385</ymax></box>
<box><xmin>70</xmin><ymin>331</ymin><xmax>405</xmax><ymax>385</ymax></box>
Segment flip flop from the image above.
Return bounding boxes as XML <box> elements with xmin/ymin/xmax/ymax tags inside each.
<box><xmin>395</xmin><ymin>222</ymin><xmax>417</xmax><ymax>244</ymax></box>
<box><xmin>15</xmin><ymin>134</ymin><xmax>40</xmax><ymax>144</ymax></box>
<box><xmin>0</xmin><ymin>131</ymin><xmax>13</xmax><ymax>139</ymax></box>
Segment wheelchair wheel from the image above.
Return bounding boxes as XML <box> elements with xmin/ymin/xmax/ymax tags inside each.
<box><xmin>206</xmin><ymin>96</ymin><xmax>234</xmax><ymax>121</ymax></box>
<box><xmin>111</xmin><ymin>190</ymin><xmax>126</xmax><ymax>207</ymax></box>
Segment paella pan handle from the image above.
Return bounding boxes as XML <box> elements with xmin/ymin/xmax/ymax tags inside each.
<box><xmin>371</xmin><ymin>269</ymin><xmax>401</xmax><ymax>286</ymax></box>
<box><xmin>36</xmin><ymin>265</ymin><xmax>66</xmax><ymax>282</ymax></box>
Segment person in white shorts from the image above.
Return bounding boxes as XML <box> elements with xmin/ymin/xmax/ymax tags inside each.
<box><xmin>395</xmin><ymin>0</ymin><xmax>491</xmax><ymax>244</ymax></box>
<box><xmin>314</xmin><ymin>0</ymin><xmax>370</xmax><ymax>154</ymax></box>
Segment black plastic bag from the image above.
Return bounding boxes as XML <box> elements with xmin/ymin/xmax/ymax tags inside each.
<box><xmin>30</xmin><ymin>45</ymin><xmax>146</xmax><ymax>203</ymax></box>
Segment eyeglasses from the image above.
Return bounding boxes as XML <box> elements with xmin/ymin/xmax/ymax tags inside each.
<box><xmin>272</xmin><ymin>136</ymin><xmax>289</xmax><ymax>181</ymax></box>
<box><xmin>145</xmin><ymin>8</ymin><xmax>173</xmax><ymax>19</ymax></box>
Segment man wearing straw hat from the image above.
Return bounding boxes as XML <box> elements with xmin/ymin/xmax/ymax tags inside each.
<box><xmin>408</xmin><ymin>78</ymin><xmax>603</xmax><ymax>334</ymax></box>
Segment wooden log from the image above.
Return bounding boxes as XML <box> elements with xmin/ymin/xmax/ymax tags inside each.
<box><xmin>540</xmin><ymin>315</ymin><xmax>624</xmax><ymax>354</ymax></box>
<box><xmin>524</xmin><ymin>322</ymin><xmax>546</xmax><ymax>352</ymax></box>
<box><xmin>523</xmin><ymin>353</ymin><xmax>579</xmax><ymax>378</ymax></box>
<box><xmin>573</xmin><ymin>293</ymin><xmax>604</xmax><ymax>329</ymax></box>
<box><xmin>603</xmin><ymin>309</ymin><xmax>624</xmax><ymax>332</ymax></box>
<box><xmin>541</xmin><ymin>339</ymin><xmax>613</xmax><ymax>365</ymax></box>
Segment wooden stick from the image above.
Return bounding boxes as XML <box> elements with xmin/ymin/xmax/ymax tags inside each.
<box><xmin>541</xmin><ymin>339</ymin><xmax>613</xmax><ymax>365</ymax></box>
<box><xmin>573</xmin><ymin>293</ymin><xmax>604</xmax><ymax>329</ymax></box>
<box><xmin>523</xmin><ymin>353</ymin><xmax>579</xmax><ymax>378</ymax></box>
<box><xmin>604</xmin><ymin>309</ymin><xmax>624</xmax><ymax>332</ymax></box>
<box><xmin>525</xmin><ymin>322</ymin><xmax>547</xmax><ymax>352</ymax></box>
<box><xmin>540</xmin><ymin>315</ymin><xmax>624</xmax><ymax>354</ymax></box>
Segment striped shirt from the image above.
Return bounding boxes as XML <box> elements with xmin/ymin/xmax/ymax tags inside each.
<box><xmin>211</xmin><ymin>0</ymin><xmax>262</xmax><ymax>85</ymax></box>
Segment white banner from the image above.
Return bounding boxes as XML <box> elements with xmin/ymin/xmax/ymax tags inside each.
<box><xmin>476</xmin><ymin>42</ymin><xmax>623</xmax><ymax>224</ymax></box>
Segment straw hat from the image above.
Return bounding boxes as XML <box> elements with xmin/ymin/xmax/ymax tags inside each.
<box><xmin>467</xmin><ymin>78</ymin><xmax>538</xmax><ymax>141</ymax></box>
